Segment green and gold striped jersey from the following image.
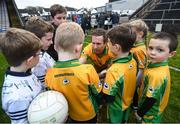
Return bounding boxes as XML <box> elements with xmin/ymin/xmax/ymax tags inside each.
<box><xmin>103</xmin><ymin>53</ymin><xmax>137</xmax><ymax>111</ymax></box>
<box><xmin>139</xmin><ymin>61</ymin><xmax>170</xmax><ymax>120</ymax></box>
<box><xmin>130</xmin><ymin>41</ymin><xmax>147</xmax><ymax>69</ymax></box>
<box><xmin>45</xmin><ymin>59</ymin><xmax>102</xmax><ymax>121</ymax></box>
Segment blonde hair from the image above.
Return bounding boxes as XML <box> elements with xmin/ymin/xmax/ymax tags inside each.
<box><xmin>25</xmin><ymin>16</ymin><xmax>54</xmax><ymax>39</ymax></box>
<box><xmin>0</xmin><ymin>28</ymin><xmax>42</xmax><ymax>66</ymax></box>
<box><xmin>55</xmin><ymin>22</ymin><xmax>84</xmax><ymax>51</ymax></box>
<box><xmin>130</xmin><ymin>19</ymin><xmax>149</xmax><ymax>38</ymax></box>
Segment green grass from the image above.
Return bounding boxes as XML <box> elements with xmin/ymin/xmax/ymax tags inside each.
<box><xmin>0</xmin><ymin>35</ymin><xmax>180</xmax><ymax>122</ymax></box>
<box><xmin>0</xmin><ymin>53</ymin><xmax>10</xmax><ymax>123</ymax></box>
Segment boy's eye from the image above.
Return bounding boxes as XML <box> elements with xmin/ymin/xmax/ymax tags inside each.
<box><xmin>148</xmin><ymin>46</ymin><xmax>153</xmax><ymax>50</ymax></box>
<box><xmin>57</xmin><ymin>17</ymin><xmax>66</xmax><ymax>20</ymax></box>
<box><xmin>157</xmin><ymin>48</ymin><xmax>163</xmax><ymax>52</ymax></box>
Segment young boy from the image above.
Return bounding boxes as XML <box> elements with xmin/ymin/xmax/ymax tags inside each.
<box><xmin>129</xmin><ymin>19</ymin><xmax>149</xmax><ymax>110</ymax></box>
<box><xmin>45</xmin><ymin>22</ymin><xmax>102</xmax><ymax>123</ymax></box>
<box><xmin>47</xmin><ymin>4</ymin><xmax>67</xmax><ymax>61</ymax></box>
<box><xmin>102</xmin><ymin>23</ymin><xmax>137</xmax><ymax>123</ymax></box>
<box><xmin>135</xmin><ymin>32</ymin><xmax>178</xmax><ymax>123</ymax></box>
<box><xmin>25</xmin><ymin>16</ymin><xmax>55</xmax><ymax>85</ymax></box>
<box><xmin>79</xmin><ymin>28</ymin><xmax>115</xmax><ymax>73</ymax></box>
<box><xmin>130</xmin><ymin>19</ymin><xmax>149</xmax><ymax>86</ymax></box>
<box><xmin>0</xmin><ymin>28</ymin><xmax>43</xmax><ymax>124</ymax></box>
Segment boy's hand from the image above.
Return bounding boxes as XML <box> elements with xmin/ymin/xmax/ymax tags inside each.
<box><xmin>135</xmin><ymin>112</ymin><xmax>142</xmax><ymax>123</ymax></box>
<box><xmin>132</xmin><ymin>106</ymin><xmax>138</xmax><ymax>112</ymax></box>
<box><xmin>98</xmin><ymin>70</ymin><xmax>107</xmax><ymax>79</ymax></box>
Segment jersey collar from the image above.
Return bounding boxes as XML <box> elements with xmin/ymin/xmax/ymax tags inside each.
<box><xmin>6</xmin><ymin>67</ymin><xmax>32</xmax><ymax>77</ymax></box>
<box><xmin>112</xmin><ymin>52</ymin><xmax>133</xmax><ymax>63</ymax></box>
<box><xmin>148</xmin><ymin>61</ymin><xmax>168</xmax><ymax>68</ymax></box>
<box><xmin>133</xmin><ymin>41</ymin><xmax>145</xmax><ymax>47</ymax></box>
<box><xmin>54</xmin><ymin>59</ymin><xmax>81</xmax><ymax>68</ymax></box>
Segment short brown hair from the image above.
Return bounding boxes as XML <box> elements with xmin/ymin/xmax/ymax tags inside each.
<box><xmin>50</xmin><ymin>4</ymin><xmax>67</xmax><ymax>18</ymax></box>
<box><xmin>107</xmin><ymin>23</ymin><xmax>136</xmax><ymax>52</ymax></box>
<box><xmin>55</xmin><ymin>22</ymin><xmax>84</xmax><ymax>52</ymax></box>
<box><xmin>152</xmin><ymin>32</ymin><xmax>178</xmax><ymax>52</ymax></box>
<box><xmin>92</xmin><ymin>28</ymin><xmax>107</xmax><ymax>43</ymax></box>
<box><xmin>25</xmin><ymin>16</ymin><xmax>54</xmax><ymax>39</ymax></box>
<box><xmin>0</xmin><ymin>28</ymin><xmax>42</xmax><ymax>66</ymax></box>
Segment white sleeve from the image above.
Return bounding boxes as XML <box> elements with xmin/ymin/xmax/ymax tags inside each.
<box><xmin>6</xmin><ymin>100</ymin><xmax>29</xmax><ymax>124</ymax></box>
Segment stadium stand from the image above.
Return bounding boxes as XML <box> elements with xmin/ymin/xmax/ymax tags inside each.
<box><xmin>130</xmin><ymin>0</ymin><xmax>180</xmax><ymax>32</ymax></box>
<box><xmin>0</xmin><ymin>0</ymin><xmax>10</xmax><ymax>32</ymax></box>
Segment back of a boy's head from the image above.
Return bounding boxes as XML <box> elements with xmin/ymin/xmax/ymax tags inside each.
<box><xmin>130</xmin><ymin>19</ymin><xmax>149</xmax><ymax>38</ymax></box>
<box><xmin>50</xmin><ymin>4</ymin><xmax>67</xmax><ymax>18</ymax></box>
<box><xmin>55</xmin><ymin>22</ymin><xmax>84</xmax><ymax>51</ymax></box>
<box><xmin>25</xmin><ymin>16</ymin><xmax>54</xmax><ymax>39</ymax></box>
<box><xmin>107</xmin><ymin>23</ymin><xmax>136</xmax><ymax>52</ymax></box>
<box><xmin>92</xmin><ymin>28</ymin><xmax>107</xmax><ymax>43</ymax></box>
<box><xmin>152</xmin><ymin>32</ymin><xmax>178</xmax><ymax>52</ymax></box>
<box><xmin>0</xmin><ymin>28</ymin><xmax>42</xmax><ymax>67</ymax></box>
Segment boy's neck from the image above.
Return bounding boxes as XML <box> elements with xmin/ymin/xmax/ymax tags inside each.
<box><xmin>135</xmin><ymin>39</ymin><xmax>143</xmax><ymax>43</ymax></box>
<box><xmin>115</xmin><ymin>52</ymin><xmax>129</xmax><ymax>59</ymax></box>
<box><xmin>10</xmin><ymin>65</ymin><xmax>28</xmax><ymax>73</ymax></box>
<box><xmin>58</xmin><ymin>52</ymin><xmax>78</xmax><ymax>61</ymax></box>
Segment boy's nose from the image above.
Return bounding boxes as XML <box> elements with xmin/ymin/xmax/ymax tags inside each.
<box><xmin>150</xmin><ymin>50</ymin><xmax>156</xmax><ymax>55</ymax></box>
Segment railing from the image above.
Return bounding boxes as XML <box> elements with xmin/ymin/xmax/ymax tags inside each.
<box><xmin>143</xmin><ymin>18</ymin><xmax>180</xmax><ymax>24</ymax></box>
<box><xmin>5</xmin><ymin>0</ymin><xmax>24</xmax><ymax>28</ymax></box>
<box><xmin>129</xmin><ymin>0</ymin><xmax>161</xmax><ymax>19</ymax></box>
<box><xmin>11</xmin><ymin>0</ymin><xmax>24</xmax><ymax>27</ymax></box>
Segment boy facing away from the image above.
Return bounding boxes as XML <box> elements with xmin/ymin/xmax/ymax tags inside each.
<box><xmin>45</xmin><ymin>22</ymin><xmax>102</xmax><ymax>123</ymax></box>
<box><xmin>130</xmin><ymin>19</ymin><xmax>149</xmax><ymax>86</ymax></box>
<box><xmin>25</xmin><ymin>16</ymin><xmax>55</xmax><ymax>85</ymax></box>
<box><xmin>135</xmin><ymin>32</ymin><xmax>178</xmax><ymax>123</ymax></box>
<box><xmin>0</xmin><ymin>28</ymin><xmax>43</xmax><ymax>124</ymax></box>
<box><xmin>102</xmin><ymin>23</ymin><xmax>137</xmax><ymax>123</ymax></box>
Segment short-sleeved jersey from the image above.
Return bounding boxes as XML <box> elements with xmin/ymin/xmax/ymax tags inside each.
<box><xmin>139</xmin><ymin>61</ymin><xmax>170</xmax><ymax>119</ymax></box>
<box><xmin>32</xmin><ymin>51</ymin><xmax>55</xmax><ymax>84</ymax></box>
<box><xmin>103</xmin><ymin>53</ymin><xmax>137</xmax><ymax>111</ymax></box>
<box><xmin>80</xmin><ymin>43</ymin><xmax>115</xmax><ymax>72</ymax></box>
<box><xmin>1</xmin><ymin>68</ymin><xmax>43</xmax><ymax>124</ymax></box>
<box><xmin>45</xmin><ymin>59</ymin><xmax>102</xmax><ymax>121</ymax></box>
<box><xmin>130</xmin><ymin>41</ymin><xmax>147</xmax><ymax>69</ymax></box>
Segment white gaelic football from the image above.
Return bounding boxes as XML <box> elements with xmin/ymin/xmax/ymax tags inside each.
<box><xmin>28</xmin><ymin>91</ymin><xmax>68</xmax><ymax>123</ymax></box>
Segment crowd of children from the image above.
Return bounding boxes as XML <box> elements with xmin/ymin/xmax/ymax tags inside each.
<box><xmin>0</xmin><ymin>3</ymin><xmax>179</xmax><ymax>123</ymax></box>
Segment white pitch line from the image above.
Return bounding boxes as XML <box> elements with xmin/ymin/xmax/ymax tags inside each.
<box><xmin>169</xmin><ymin>66</ymin><xmax>180</xmax><ymax>72</ymax></box>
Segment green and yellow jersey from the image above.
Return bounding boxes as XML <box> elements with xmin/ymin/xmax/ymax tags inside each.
<box><xmin>45</xmin><ymin>59</ymin><xmax>102</xmax><ymax>121</ymax></box>
<box><xmin>139</xmin><ymin>61</ymin><xmax>170</xmax><ymax>122</ymax></box>
<box><xmin>130</xmin><ymin>41</ymin><xmax>147</xmax><ymax>69</ymax></box>
<box><xmin>81</xmin><ymin>43</ymin><xmax>115</xmax><ymax>72</ymax></box>
<box><xmin>102</xmin><ymin>53</ymin><xmax>137</xmax><ymax>122</ymax></box>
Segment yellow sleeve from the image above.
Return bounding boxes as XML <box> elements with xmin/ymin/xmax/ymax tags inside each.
<box><xmin>88</xmin><ymin>65</ymin><xmax>102</xmax><ymax>93</ymax></box>
<box><xmin>103</xmin><ymin>68</ymin><xmax>116</xmax><ymax>95</ymax></box>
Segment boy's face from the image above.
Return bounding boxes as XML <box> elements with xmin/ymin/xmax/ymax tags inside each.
<box><xmin>147</xmin><ymin>38</ymin><xmax>172</xmax><ymax>64</ymax></box>
<box><xmin>107</xmin><ymin>39</ymin><xmax>120</xmax><ymax>57</ymax></box>
<box><xmin>92</xmin><ymin>35</ymin><xmax>106</xmax><ymax>54</ymax></box>
<box><xmin>53</xmin><ymin>12</ymin><xmax>67</xmax><ymax>26</ymax></box>
<box><xmin>41</xmin><ymin>32</ymin><xmax>53</xmax><ymax>50</ymax></box>
<box><xmin>132</xmin><ymin>27</ymin><xmax>143</xmax><ymax>42</ymax></box>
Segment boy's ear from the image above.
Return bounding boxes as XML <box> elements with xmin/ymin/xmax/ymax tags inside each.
<box><xmin>54</xmin><ymin>44</ymin><xmax>59</xmax><ymax>52</ymax></box>
<box><xmin>114</xmin><ymin>44</ymin><xmax>121</xmax><ymax>51</ymax></box>
<box><xmin>169</xmin><ymin>51</ymin><xmax>176</xmax><ymax>58</ymax></box>
<box><xmin>137</xmin><ymin>31</ymin><xmax>144</xmax><ymax>37</ymax></box>
<box><xmin>26</xmin><ymin>56</ymin><xmax>34</xmax><ymax>66</ymax></box>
